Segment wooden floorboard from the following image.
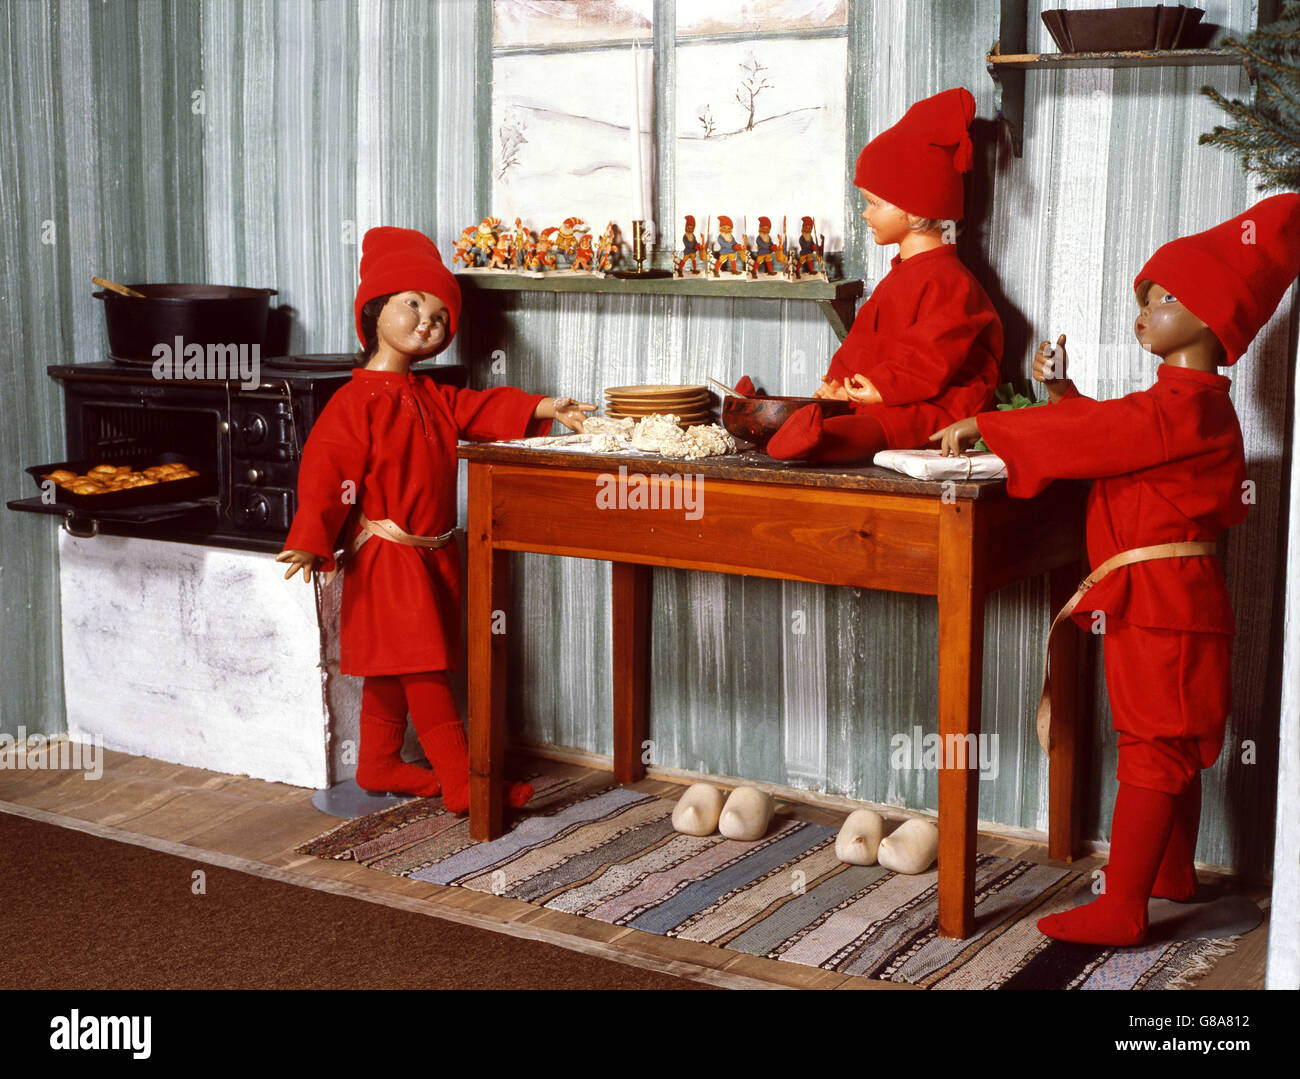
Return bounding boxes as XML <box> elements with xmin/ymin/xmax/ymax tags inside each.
<box><xmin>0</xmin><ymin>741</ymin><xmax>1271</xmax><ymax>990</ymax></box>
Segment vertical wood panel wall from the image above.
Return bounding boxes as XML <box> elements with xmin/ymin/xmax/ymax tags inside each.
<box><xmin>0</xmin><ymin>0</ymin><xmax>1287</xmax><ymax>874</ymax></box>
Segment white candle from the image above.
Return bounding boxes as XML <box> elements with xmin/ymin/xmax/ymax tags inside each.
<box><xmin>630</xmin><ymin>37</ymin><xmax>646</xmax><ymax>221</ymax></box>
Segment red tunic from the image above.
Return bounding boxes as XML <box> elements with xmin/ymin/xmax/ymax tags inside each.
<box><xmin>825</xmin><ymin>244</ymin><xmax>1002</xmax><ymax>447</ymax></box>
<box><xmin>977</xmin><ymin>365</ymin><xmax>1247</xmax><ymax>634</ymax></box>
<box><xmin>284</xmin><ymin>369</ymin><xmax>547</xmax><ymax>676</ymax></box>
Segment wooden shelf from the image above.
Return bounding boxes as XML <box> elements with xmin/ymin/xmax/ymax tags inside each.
<box><xmin>988</xmin><ymin>47</ymin><xmax>1241</xmax><ymax>71</ymax></box>
<box><xmin>986</xmin><ymin>0</ymin><xmax>1272</xmax><ymax>157</ymax></box>
<box><xmin>455</xmin><ymin>272</ymin><xmax>865</xmax><ymax>340</ymax></box>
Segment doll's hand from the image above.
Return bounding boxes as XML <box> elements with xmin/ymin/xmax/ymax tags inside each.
<box><xmin>813</xmin><ymin>377</ymin><xmax>847</xmax><ymax>401</ymax></box>
<box><xmin>815</xmin><ymin>376</ymin><xmax>849</xmax><ymax>401</ymax></box>
<box><xmin>547</xmin><ymin>396</ymin><xmax>598</xmax><ymax>433</ymax></box>
<box><xmin>928</xmin><ymin>417</ymin><xmax>981</xmax><ymax>458</ymax></box>
<box><xmin>843</xmin><ymin>373</ymin><xmax>883</xmax><ymax>404</ymax></box>
<box><xmin>1033</xmin><ymin>335</ymin><xmax>1073</xmax><ymax>401</ymax></box>
<box><xmin>275</xmin><ymin>549</ymin><xmax>319</xmax><ymax>583</ymax></box>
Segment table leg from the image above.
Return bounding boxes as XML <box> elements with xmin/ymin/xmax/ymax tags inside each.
<box><xmin>936</xmin><ymin>502</ymin><xmax>986</xmax><ymax>940</ymax></box>
<box><xmin>468</xmin><ymin>464</ymin><xmax>508</xmax><ymax>842</ymax></box>
<box><xmin>611</xmin><ymin>561</ymin><xmax>652</xmax><ymax>785</ymax></box>
<box><xmin>1047</xmin><ymin>559</ymin><xmax>1086</xmax><ymax>861</ymax></box>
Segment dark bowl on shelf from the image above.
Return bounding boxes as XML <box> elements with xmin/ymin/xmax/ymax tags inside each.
<box><xmin>721</xmin><ymin>395</ymin><xmax>853</xmax><ymax>449</ymax></box>
<box><xmin>1041</xmin><ymin>5</ymin><xmax>1204</xmax><ymax>53</ymax></box>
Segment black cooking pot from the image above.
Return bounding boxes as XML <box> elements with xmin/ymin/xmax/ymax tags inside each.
<box><xmin>94</xmin><ymin>284</ymin><xmax>277</xmax><ymax>360</ymax></box>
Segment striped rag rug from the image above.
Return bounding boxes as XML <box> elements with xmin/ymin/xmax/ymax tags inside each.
<box><xmin>297</xmin><ymin>774</ymin><xmax>1239</xmax><ymax>989</ymax></box>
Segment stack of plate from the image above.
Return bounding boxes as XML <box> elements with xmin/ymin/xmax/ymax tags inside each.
<box><xmin>604</xmin><ymin>384</ymin><xmax>714</xmax><ymax>426</ymax></box>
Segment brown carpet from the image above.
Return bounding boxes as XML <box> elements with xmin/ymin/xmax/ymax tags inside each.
<box><xmin>0</xmin><ymin>811</ymin><xmax>716</xmax><ymax>990</ymax></box>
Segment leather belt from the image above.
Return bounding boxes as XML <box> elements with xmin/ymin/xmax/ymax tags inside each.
<box><xmin>1036</xmin><ymin>540</ymin><xmax>1218</xmax><ymax>754</ymax></box>
<box><xmin>322</xmin><ymin>513</ymin><xmax>456</xmax><ymax>585</ymax></box>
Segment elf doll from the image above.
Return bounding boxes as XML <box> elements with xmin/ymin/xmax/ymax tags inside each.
<box><xmin>747</xmin><ymin>87</ymin><xmax>1002</xmax><ymax>464</ymax></box>
<box><xmin>276</xmin><ymin>227</ymin><xmax>593</xmax><ymax>813</ymax></box>
<box><xmin>932</xmin><ymin>194</ymin><xmax>1300</xmax><ymax>946</ymax></box>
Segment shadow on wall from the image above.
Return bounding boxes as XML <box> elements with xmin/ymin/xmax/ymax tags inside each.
<box><xmin>961</xmin><ymin>116</ymin><xmax>1030</xmax><ymax>388</ymax></box>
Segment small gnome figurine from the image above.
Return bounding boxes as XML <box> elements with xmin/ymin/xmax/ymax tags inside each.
<box><xmin>452</xmin><ymin>225</ymin><xmax>476</xmax><ymax>268</ymax></box>
<box><xmin>471</xmin><ymin>217</ymin><xmax>499</xmax><ymax>267</ymax></box>
<box><xmin>713</xmin><ymin>216</ymin><xmax>744</xmax><ymax>276</ymax></box>
<box><xmin>750</xmin><ymin>216</ymin><xmax>779</xmax><ymax>277</ymax></box>
<box><xmin>676</xmin><ymin>214</ymin><xmax>703</xmax><ymax>276</ymax></box>
<box><xmin>796</xmin><ymin>216</ymin><xmax>822</xmax><ymax>277</ymax></box>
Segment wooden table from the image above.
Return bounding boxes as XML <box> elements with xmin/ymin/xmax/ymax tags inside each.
<box><xmin>457</xmin><ymin>443</ymin><xmax>1089</xmax><ymax>940</ymax></box>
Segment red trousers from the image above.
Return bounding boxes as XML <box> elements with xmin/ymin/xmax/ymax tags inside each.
<box><xmin>1103</xmin><ymin>621</ymin><xmax>1232</xmax><ymax>794</ymax></box>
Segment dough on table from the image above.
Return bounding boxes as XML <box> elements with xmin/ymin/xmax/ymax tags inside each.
<box><xmin>671</xmin><ymin>783</ymin><xmax>724</xmax><ymax>836</ymax></box>
<box><xmin>835</xmin><ymin>808</ymin><xmax>885</xmax><ymax>865</ymax></box>
<box><xmin>876</xmin><ymin>818</ymin><xmax>939</xmax><ymax>874</ymax></box>
<box><xmin>718</xmin><ymin>786</ymin><xmax>774</xmax><ymax>841</ymax></box>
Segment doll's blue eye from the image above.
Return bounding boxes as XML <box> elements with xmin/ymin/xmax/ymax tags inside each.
<box><xmin>1161</xmin><ymin>292</ymin><xmax>1178</xmax><ymax>303</ymax></box>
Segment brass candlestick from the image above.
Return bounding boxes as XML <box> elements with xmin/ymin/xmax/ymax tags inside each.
<box><xmin>611</xmin><ymin>219</ymin><xmax>672</xmax><ymax>279</ymax></box>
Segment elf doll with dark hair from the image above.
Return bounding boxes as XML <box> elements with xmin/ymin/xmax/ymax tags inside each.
<box><xmin>933</xmin><ymin>194</ymin><xmax>1300</xmax><ymax>946</ymax></box>
<box><xmin>276</xmin><ymin>227</ymin><xmax>593</xmax><ymax>812</ymax></box>
<box><xmin>744</xmin><ymin>87</ymin><xmax>1003</xmax><ymax>465</ymax></box>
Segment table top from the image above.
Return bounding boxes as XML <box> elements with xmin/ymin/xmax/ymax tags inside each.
<box><xmin>458</xmin><ymin>442</ymin><xmax>1010</xmax><ymax>501</ymax></box>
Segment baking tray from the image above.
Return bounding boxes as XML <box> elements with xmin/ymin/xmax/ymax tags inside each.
<box><xmin>27</xmin><ymin>454</ymin><xmax>214</xmax><ymax>510</ymax></box>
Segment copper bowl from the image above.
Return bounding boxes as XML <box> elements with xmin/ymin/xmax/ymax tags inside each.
<box><xmin>721</xmin><ymin>394</ymin><xmax>853</xmax><ymax>449</ymax></box>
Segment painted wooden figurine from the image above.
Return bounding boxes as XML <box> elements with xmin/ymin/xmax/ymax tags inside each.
<box><xmin>676</xmin><ymin>214</ymin><xmax>704</xmax><ymax>276</ymax></box>
<box><xmin>796</xmin><ymin>216</ymin><xmax>822</xmax><ymax>276</ymax></box>
<box><xmin>512</xmin><ymin>217</ymin><xmax>531</xmax><ymax>270</ymax></box>
<box><xmin>595</xmin><ymin>221</ymin><xmax>619</xmax><ymax>273</ymax></box>
<box><xmin>570</xmin><ymin>231</ymin><xmax>595</xmax><ymax>272</ymax></box>
<box><xmin>526</xmin><ymin>227</ymin><xmax>558</xmax><ymax>272</ymax></box>
<box><xmin>751</xmin><ymin>216</ymin><xmax>779</xmax><ymax>277</ymax></box>
<box><xmin>452</xmin><ymin>225</ymin><xmax>476</xmax><ymax>268</ymax></box>
<box><xmin>555</xmin><ymin>217</ymin><xmax>586</xmax><ymax>267</ymax></box>
<box><xmin>276</xmin><ymin>227</ymin><xmax>595</xmax><ymax>811</ymax></box>
<box><xmin>932</xmin><ymin>194</ymin><xmax>1300</xmax><ymax>947</ymax></box>
<box><xmin>471</xmin><ymin>217</ymin><xmax>499</xmax><ymax>267</ymax></box>
<box><xmin>712</xmin><ymin>215</ymin><xmax>745</xmax><ymax>276</ymax></box>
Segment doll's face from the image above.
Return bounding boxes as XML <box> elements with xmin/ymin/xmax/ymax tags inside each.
<box><xmin>1134</xmin><ymin>282</ymin><xmax>1214</xmax><ymax>357</ymax></box>
<box><xmin>859</xmin><ymin>189</ymin><xmax>912</xmax><ymax>247</ymax></box>
<box><xmin>376</xmin><ymin>291</ymin><xmax>449</xmax><ymax>358</ymax></box>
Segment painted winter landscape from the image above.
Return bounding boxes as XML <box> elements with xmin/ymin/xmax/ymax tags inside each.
<box><xmin>490</xmin><ymin>0</ymin><xmax>847</xmax><ymax>254</ymax></box>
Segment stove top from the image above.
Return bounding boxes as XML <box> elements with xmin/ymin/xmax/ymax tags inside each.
<box><xmin>54</xmin><ymin>355</ymin><xmax>468</xmax><ymax>386</ymax></box>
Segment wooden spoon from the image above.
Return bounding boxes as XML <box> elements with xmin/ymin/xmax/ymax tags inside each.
<box><xmin>708</xmin><ymin>376</ymin><xmax>744</xmax><ymax>398</ymax></box>
<box><xmin>92</xmin><ymin>277</ymin><xmax>146</xmax><ymax>299</ymax></box>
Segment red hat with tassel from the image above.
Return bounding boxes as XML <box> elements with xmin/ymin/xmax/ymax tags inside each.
<box><xmin>354</xmin><ymin>227</ymin><xmax>461</xmax><ymax>347</ymax></box>
<box><xmin>1134</xmin><ymin>194</ymin><xmax>1300</xmax><ymax>365</ymax></box>
<box><xmin>853</xmin><ymin>87</ymin><xmax>976</xmax><ymax>221</ymax></box>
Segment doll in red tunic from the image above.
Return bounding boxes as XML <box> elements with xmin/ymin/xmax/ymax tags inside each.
<box><xmin>933</xmin><ymin>194</ymin><xmax>1300</xmax><ymax>946</ymax></box>
<box><xmin>275</xmin><ymin>227</ymin><xmax>593</xmax><ymax>813</ymax></box>
<box><xmin>750</xmin><ymin>88</ymin><xmax>1002</xmax><ymax>464</ymax></box>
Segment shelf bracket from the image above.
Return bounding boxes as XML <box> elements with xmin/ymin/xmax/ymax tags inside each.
<box><xmin>992</xmin><ymin>0</ymin><xmax>1029</xmax><ymax>157</ymax></box>
<box><xmin>817</xmin><ymin>297</ymin><xmax>857</xmax><ymax>342</ymax></box>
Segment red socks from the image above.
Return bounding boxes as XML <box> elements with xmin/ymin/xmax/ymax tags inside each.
<box><xmin>400</xmin><ymin>672</ymin><xmax>533</xmax><ymax>816</ymax></box>
<box><xmin>1151</xmin><ymin>772</ymin><xmax>1201</xmax><ymax>901</ymax></box>
<box><xmin>355</xmin><ymin>676</ymin><xmax>442</xmax><ymax>797</ymax></box>
<box><xmin>1038</xmin><ymin>783</ymin><xmax>1178</xmax><ymax>946</ymax></box>
<box><xmin>766</xmin><ymin>404</ymin><xmax>890</xmax><ymax>464</ymax></box>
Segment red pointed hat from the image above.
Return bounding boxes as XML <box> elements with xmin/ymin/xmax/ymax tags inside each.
<box><xmin>854</xmin><ymin>87</ymin><xmax>976</xmax><ymax>221</ymax></box>
<box><xmin>1134</xmin><ymin>194</ymin><xmax>1300</xmax><ymax>364</ymax></box>
<box><xmin>354</xmin><ymin>227</ymin><xmax>461</xmax><ymax>347</ymax></box>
